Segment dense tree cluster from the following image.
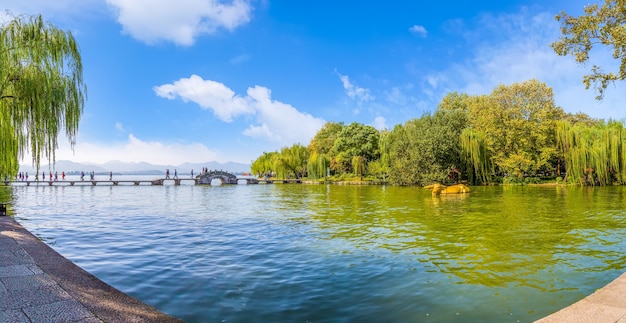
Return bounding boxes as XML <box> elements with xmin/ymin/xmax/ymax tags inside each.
<box><xmin>251</xmin><ymin>79</ymin><xmax>626</xmax><ymax>186</ymax></box>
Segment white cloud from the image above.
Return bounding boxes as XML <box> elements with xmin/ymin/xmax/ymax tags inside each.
<box><xmin>21</xmin><ymin>134</ymin><xmax>221</xmax><ymax>165</ymax></box>
<box><xmin>335</xmin><ymin>70</ymin><xmax>374</xmax><ymax>103</ymax></box>
<box><xmin>105</xmin><ymin>0</ymin><xmax>252</xmax><ymax>46</ymax></box>
<box><xmin>154</xmin><ymin>75</ymin><xmax>326</xmax><ymax>145</ymax></box>
<box><xmin>243</xmin><ymin>85</ymin><xmax>326</xmax><ymax>144</ymax></box>
<box><xmin>154</xmin><ymin>75</ymin><xmax>253</xmax><ymax>122</ymax></box>
<box><xmin>373</xmin><ymin>116</ymin><xmax>388</xmax><ymax>130</ymax></box>
<box><xmin>409</xmin><ymin>24</ymin><xmax>427</xmax><ymax>37</ymax></box>
<box><xmin>424</xmin><ymin>9</ymin><xmax>626</xmax><ymax>120</ymax></box>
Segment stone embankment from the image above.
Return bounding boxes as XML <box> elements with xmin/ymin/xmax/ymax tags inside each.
<box><xmin>536</xmin><ymin>272</ymin><xmax>626</xmax><ymax>323</ymax></box>
<box><xmin>0</xmin><ymin>216</ymin><xmax>183</xmax><ymax>322</ymax></box>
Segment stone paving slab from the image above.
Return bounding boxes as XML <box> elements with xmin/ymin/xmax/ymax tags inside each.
<box><xmin>22</xmin><ymin>299</ymin><xmax>99</xmax><ymax>322</ymax></box>
<box><xmin>0</xmin><ymin>284</ymin><xmax>73</xmax><ymax>311</ymax></box>
<box><xmin>0</xmin><ymin>265</ymin><xmax>40</xmax><ymax>278</ymax></box>
<box><xmin>0</xmin><ymin>216</ymin><xmax>184</xmax><ymax>322</ymax></box>
<box><xmin>0</xmin><ymin>309</ymin><xmax>31</xmax><ymax>323</ymax></box>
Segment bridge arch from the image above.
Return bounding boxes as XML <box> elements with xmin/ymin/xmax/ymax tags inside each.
<box><xmin>197</xmin><ymin>170</ymin><xmax>238</xmax><ymax>185</ymax></box>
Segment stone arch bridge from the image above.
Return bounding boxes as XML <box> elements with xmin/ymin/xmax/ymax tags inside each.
<box><xmin>197</xmin><ymin>170</ymin><xmax>258</xmax><ymax>185</ymax></box>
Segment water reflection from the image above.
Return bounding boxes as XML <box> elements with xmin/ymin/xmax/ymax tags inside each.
<box><xmin>7</xmin><ymin>183</ymin><xmax>626</xmax><ymax>322</ymax></box>
<box><xmin>272</xmin><ymin>184</ymin><xmax>626</xmax><ymax>290</ymax></box>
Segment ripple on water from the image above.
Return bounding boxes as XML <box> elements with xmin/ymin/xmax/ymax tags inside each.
<box><xmin>8</xmin><ymin>183</ymin><xmax>626</xmax><ymax>322</ymax></box>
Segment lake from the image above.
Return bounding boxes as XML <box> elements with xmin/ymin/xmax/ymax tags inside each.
<box><xmin>2</xmin><ymin>178</ymin><xmax>625</xmax><ymax>322</ymax></box>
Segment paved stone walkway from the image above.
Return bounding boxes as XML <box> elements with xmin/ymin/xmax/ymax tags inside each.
<box><xmin>0</xmin><ymin>216</ymin><xmax>183</xmax><ymax>322</ymax></box>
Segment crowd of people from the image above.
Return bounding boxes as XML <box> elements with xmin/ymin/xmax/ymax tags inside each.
<box><xmin>12</xmin><ymin>170</ymin><xmax>108</xmax><ymax>182</ymax></box>
<box><xmin>11</xmin><ymin>168</ymin><xmax>229</xmax><ymax>182</ymax></box>
<box><xmin>15</xmin><ymin>171</ymin><xmax>67</xmax><ymax>181</ymax></box>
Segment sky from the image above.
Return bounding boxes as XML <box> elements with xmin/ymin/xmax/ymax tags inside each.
<box><xmin>4</xmin><ymin>0</ymin><xmax>626</xmax><ymax>166</ymax></box>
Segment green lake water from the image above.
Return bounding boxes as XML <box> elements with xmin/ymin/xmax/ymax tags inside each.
<box><xmin>3</xmin><ymin>181</ymin><xmax>626</xmax><ymax>322</ymax></box>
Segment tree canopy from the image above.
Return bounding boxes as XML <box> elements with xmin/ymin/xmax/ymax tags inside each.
<box><xmin>0</xmin><ymin>14</ymin><xmax>86</xmax><ymax>176</ymax></box>
<box><xmin>551</xmin><ymin>0</ymin><xmax>626</xmax><ymax>99</ymax></box>
<box><xmin>250</xmin><ymin>78</ymin><xmax>618</xmax><ymax>186</ymax></box>
<box><xmin>387</xmin><ymin>109</ymin><xmax>467</xmax><ymax>185</ymax></box>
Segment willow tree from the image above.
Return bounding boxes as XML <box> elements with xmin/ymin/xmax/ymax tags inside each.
<box><xmin>460</xmin><ymin>128</ymin><xmax>493</xmax><ymax>185</ymax></box>
<box><xmin>306</xmin><ymin>122</ymin><xmax>342</xmax><ymax>179</ymax></box>
<box><xmin>276</xmin><ymin>144</ymin><xmax>308</xmax><ymax>179</ymax></box>
<box><xmin>376</xmin><ymin>129</ymin><xmax>392</xmax><ymax>180</ymax></box>
<box><xmin>556</xmin><ymin>120</ymin><xmax>626</xmax><ymax>185</ymax></box>
<box><xmin>306</xmin><ymin>152</ymin><xmax>328</xmax><ymax>179</ymax></box>
<box><xmin>251</xmin><ymin>151</ymin><xmax>278</xmax><ymax>177</ymax></box>
<box><xmin>0</xmin><ymin>14</ymin><xmax>85</xmax><ymax>177</ymax></box>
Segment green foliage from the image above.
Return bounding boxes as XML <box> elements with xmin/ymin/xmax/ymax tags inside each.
<box><xmin>556</xmin><ymin>119</ymin><xmax>626</xmax><ymax>185</ymax></box>
<box><xmin>250</xmin><ymin>79</ymin><xmax>621</xmax><ymax>187</ymax></box>
<box><xmin>330</xmin><ymin>122</ymin><xmax>380</xmax><ymax>174</ymax></box>
<box><xmin>460</xmin><ymin>80</ymin><xmax>563</xmax><ymax>180</ymax></box>
<box><xmin>502</xmin><ymin>176</ymin><xmax>524</xmax><ymax>185</ymax></box>
<box><xmin>387</xmin><ymin>109</ymin><xmax>467</xmax><ymax>185</ymax></box>
<box><xmin>438</xmin><ymin>92</ymin><xmax>469</xmax><ymax>111</ymax></box>
<box><xmin>307</xmin><ymin>152</ymin><xmax>328</xmax><ymax>179</ymax></box>
<box><xmin>377</xmin><ymin>130</ymin><xmax>391</xmax><ymax>180</ymax></box>
<box><xmin>276</xmin><ymin>144</ymin><xmax>308</xmax><ymax>179</ymax></box>
<box><xmin>366</xmin><ymin>160</ymin><xmax>386</xmax><ymax>181</ymax></box>
<box><xmin>551</xmin><ymin>0</ymin><xmax>626</xmax><ymax>99</ymax></box>
<box><xmin>460</xmin><ymin>128</ymin><xmax>493</xmax><ymax>184</ymax></box>
<box><xmin>0</xmin><ymin>14</ymin><xmax>86</xmax><ymax>177</ymax></box>
<box><xmin>308</xmin><ymin>122</ymin><xmax>344</xmax><ymax>156</ymax></box>
<box><xmin>524</xmin><ymin>177</ymin><xmax>541</xmax><ymax>184</ymax></box>
<box><xmin>251</xmin><ymin>151</ymin><xmax>278</xmax><ymax>177</ymax></box>
<box><xmin>351</xmin><ymin>155</ymin><xmax>366</xmax><ymax>180</ymax></box>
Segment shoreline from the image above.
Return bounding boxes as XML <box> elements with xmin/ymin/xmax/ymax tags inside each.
<box><xmin>535</xmin><ymin>272</ymin><xmax>626</xmax><ymax>322</ymax></box>
<box><xmin>0</xmin><ymin>216</ymin><xmax>183</xmax><ymax>322</ymax></box>
<box><xmin>3</xmin><ymin>211</ymin><xmax>625</xmax><ymax>322</ymax></box>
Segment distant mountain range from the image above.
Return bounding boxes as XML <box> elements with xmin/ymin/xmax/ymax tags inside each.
<box><xmin>18</xmin><ymin>160</ymin><xmax>251</xmax><ymax>175</ymax></box>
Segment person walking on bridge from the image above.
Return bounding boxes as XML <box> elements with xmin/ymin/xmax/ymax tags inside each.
<box><xmin>174</xmin><ymin>169</ymin><xmax>178</xmax><ymax>179</ymax></box>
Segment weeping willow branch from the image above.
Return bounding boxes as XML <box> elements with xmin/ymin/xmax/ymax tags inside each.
<box><xmin>307</xmin><ymin>152</ymin><xmax>328</xmax><ymax>179</ymax></box>
<box><xmin>556</xmin><ymin>119</ymin><xmax>626</xmax><ymax>185</ymax></box>
<box><xmin>0</xmin><ymin>14</ymin><xmax>86</xmax><ymax>177</ymax></box>
<box><xmin>460</xmin><ymin>128</ymin><xmax>493</xmax><ymax>184</ymax></box>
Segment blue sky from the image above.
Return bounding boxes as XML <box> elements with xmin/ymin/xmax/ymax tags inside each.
<box><xmin>4</xmin><ymin>0</ymin><xmax>625</xmax><ymax>166</ymax></box>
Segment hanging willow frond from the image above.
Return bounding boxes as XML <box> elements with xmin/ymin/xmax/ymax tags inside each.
<box><xmin>460</xmin><ymin>128</ymin><xmax>493</xmax><ymax>184</ymax></box>
<box><xmin>307</xmin><ymin>152</ymin><xmax>328</xmax><ymax>179</ymax></box>
<box><xmin>0</xmin><ymin>14</ymin><xmax>86</xmax><ymax>177</ymax></box>
<box><xmin>556</xmin><ymin>119</ymin><xmax>626</xmax><ymax>185</ymax></box>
